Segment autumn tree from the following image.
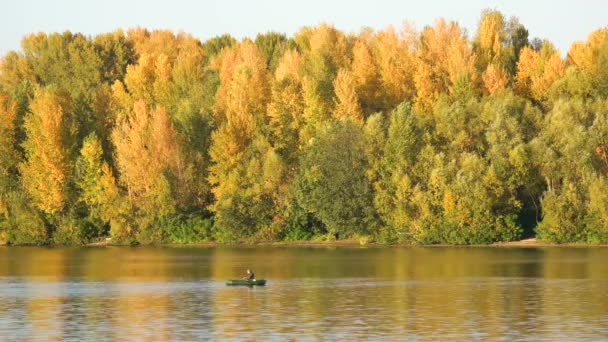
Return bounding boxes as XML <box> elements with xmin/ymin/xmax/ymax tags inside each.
<box><xmin>1</xmin><ymin>11</ymin><xmax>608</xmax><ymax>245</ymax></box>
<box><xmin>213</xmin><ymin>41</ymin><xmax>270</xmax><ymax>133</ymax></box>
<box><xmin>21</xmin><ymin>32</ymin><xmax>102</xmax><ymax>101</ymax></box>
<box><xmin>208</xmin><ymin>41</ymin><xmax>282</xmax><ymax>241</ymax></box>
<box><xmin>514</xmin><ymin>42</ymin><xmax>566</xmax><ymax>106</ymax></box>
<box><xmin>117</xmin><ymin>33</ymin><xmax>215</xmax><ymax>209</ymax></box>
<box><xmin>350</xmin><ymin>39</ymin><xmax>381</xmax><ymax>115</ymax></box>
<box><xmin>76</xmin><ymin>133</ymin><xmax>130</xmax><ymax>239</ymax></box>
<box><xmin>563</xmin><ymin>28</ymin><xmax>608</xmax><ymax>99</ymax></box>
<box><xmin>112</xmin><ymin>101</ymin><xmax>184</xmax><ymax>237</ymax></box>
<box><xmin>19</xmin><ymin>88</ymin><xmax>72</xmax><ymax>215</ymax></box>
<box><xmin>296</xmin><ymin>24</ymin><xmax>349</xmax><ymax>128</ymax></box>
<box><xmin>0</xmin><ymin>94</ymin><xmax>19</xmax><ymax>186</ymax></box>
<box><xmin>473</xmin><ymin>9</ymin><xmax>529</xmax><ymax>89</ymax></box>
<box><xmin>255</xmin><ymin>32</ymin><xmax>295</xmax><ymax>72</ymax></box>
<box><xmin>414</xmin><ymin>19</ymin><xmax>477</xmax><ymax>114</ymax></box>
<box><xmin>0</xmin><ymin>94</ymin><xmax>19</xmax><ymax>242</ymax></box>
<box><xmin>373</xmin><ymin>25</ymin><xmax>417</xmax><ymax>111</ymax></box>
<box><xmin>268</xmin><ymin>49</ymin><xmax>306</xmax><ymax>164</ymax></box>
<box><xmin>94</xmin><ymin>29</ymin><xmax>135</xmax><ymax>84</ymax></box>
<box><xmin>333</xmin><ymin>69</ymin><xmax>363</xmax><ymax>122</ymax></box>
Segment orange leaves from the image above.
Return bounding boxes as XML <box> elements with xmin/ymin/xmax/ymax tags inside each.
<box><xmin>534</xmin><ymin>54</ymin><xmax>566</xmax><ymax>97</ymax></box>
<box><xmin>124</xmin><ymin>54</ymin><xmax>156</xmax><ymax>102</ymax></box>
<box><xmin>122</xmin><ymin>30</ymin><xmax>206</xmax><ymax>109</ymax></box>
<box><xmin>0</xmin><ymin>94</ymin><xmax>16</xmax><ymax>145</ymax></box>
<box><xmin>568</xmin><ymin>29</ymin><xmax>608</xmax><ymax>71</ymax></box>
<box><xmin>478</xmin><ymin>13</ymin><xmax>502</xmax><ymax>54</ymax></box>
<box><xmin>333</xmin><ymin>69</ymin><xmax>363</xmax><ymax>122</ymax></box>
<box><xmin>567</xmin><ymin>42</ymin><xmax>590</xmax><ymax>71</ymax></box>
<box><xmin>474</xmin><ymin>10</ymin><xmax>507</xmax><ymax>71</ymax></box>
<box><xmin>127</xmin><ymin>29</ymin><xmax>200</xmax><ymax>63</ymax></box>
<box><xmin>513</xmin><ymin>47</ymin><xmax>537</xmax><ymax>97</ymax></box>
<box><xmin>482</xmin><ymin>64</ymin><xmax>508</xmax><ymax>95</ymax></box>
<box><xmin>112</xmin><ymin>100</ymin><xmax>182</xmax><ymax>209</ymax></box>
<box><xmin>275</xmin><ymin>49</ymin><xmax>303</xmax><ymax>82</ymax></box>
<box><xmin>0</xmin><ymin>94</ymin><xmax>18</xmax><ymax>176</ymax></box>
<box><xmin>19</xmin><ymin>89</ymin><xmax>71</xmax><ymax>214</ymax></box>
<box><xmin>414</xmin><ymin>19</ymin><xmax>476</xmax><ymax>113</ymax></box>
<box><xmin>567</xmin><ymin>28</ymin><xmax>608</xmax><ymax>96</ymax></box>
<box><xmin>514</xmin><ymin>45</ymin><xmax>566</xmax><ymax>104</ymax></box>
<box><xmin>124</xmin><ymin>53</ymin><xmax>175</xmax><ymax>104</ymax></box>
<box><xmin>375</xmin><ymin>26</ymin><xmax>417</xmax><ymax>109</ymax></box>
<box><xmin>308</xmin><ymin>23</ymin><xmax>349</xmax><ymax>69</ymax></box>
<box><xmin>269</xmin><ymin>51</ymin><xmax>305</xmax><ymax>124</ymax></box>
<box><xmin>419</xmin><ymin>19</ymin><xmax>475</xmax><ymax>84</ymax></box>
<box><xmin>150</xmin><ymin>106</ymin><xmax>181</xmax><ymax>170</ymax></box>
<box><xmin>351</xmin><ymin>41</ymin><xmax>376</xmax><ymax>88</ymax></box>
<box><xmin>214</xmin><ymin>41</ymin><xmax>270</xmax><ymax>142</ymax></box>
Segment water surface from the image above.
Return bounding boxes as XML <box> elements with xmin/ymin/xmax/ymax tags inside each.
<box><xmin>0</xmin><ymin>246</ymin><xmax>607</xmax><ymax>340</ymax></box>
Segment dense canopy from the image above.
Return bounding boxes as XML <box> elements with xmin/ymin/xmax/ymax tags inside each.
<box><xmin>1</xmin><ymin>11</ymin><xmax>607</xmax><ymax>245</ymax></box>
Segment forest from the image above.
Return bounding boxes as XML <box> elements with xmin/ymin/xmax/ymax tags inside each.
<box><xmin>0</xmin><ymin>10</ymin><xmax>607</xmax><ymax>245</ymax></box>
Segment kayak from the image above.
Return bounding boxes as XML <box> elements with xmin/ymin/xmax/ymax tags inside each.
<box><xmin>226</xmin><ymin>279</ymin><xmax>267</xmax><ymax>286</ymax></box>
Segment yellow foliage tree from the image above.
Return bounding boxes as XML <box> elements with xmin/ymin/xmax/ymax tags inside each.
<box><xmin>482</xmin><ymin>64</ymin><xmax>508</xmax><ymax>94</ymax></box>
<box><xmin>268</xmin><ymin>50</ymin><xmax>305</xmax><ymax>160</ymax></box>
<box><xmin>513</xmin><ymin>46</ymin><xmax>537</xmax><ymax>98</ymax></box>
<box><xmin>374</xmin><ymin>25</ymin><xmax>417</xmax><ymax>110</ymax></box>
<box><xmin>275</xmin><ymin>49</ymin><xmax>304</xmax><ymax>83</ymax></box>
<box><xmin>19</xmin><ymin>88</ymin><xmax>71</xmax><ymax>214</ymax></box>
<box><xmin>531</xmin><ymin>53</ymin><xmax>566</xmax><ymax>102</ymax></box>
<box><xmin>351</xmin><ymin>39</ymin><xmax>382</xmax><ymax>114</ymax></box>
<box><xmin>308</xmin><ymin>23</ymin><xmax>349</xmax><ymax>69</ymax></box>
<box><xmin>567</xmin><ymin>28</ymin><xmax>608</xmax><ymax>96</ymax></box>
<box><xmin>566</xmin><ymin>30</ymin><xmax>608</xmax><ymax>72</ymax></box>
<box><xmin>127</xmin><ymin>29</ymin><xmax>200</xmax><ymax>63</ymax></box>
<box><xmin>333</xmin><ymin>68</ymin><xmax>363</xmax><ymax>122</ymax></box>
<box><xmin>112</xmin><ymin>101</ymin><xmax>183</xmax><ymax>216</ymax></box>
<box><xmin>213</xmin><ymin>41</ymin><xmax>270</xmax><ymax>150</ymax></box>
<box><xmin>77</xmin><ymin>133</ymin><xmax>131</xmax><ymax>238</ymax></box>
<box><xmin>414</xmin><ymin>19</ymin><xmax>477</xmax><ymax>114</ymax></box>
<box><xmin>0</xmin><ymin>94</ymin><xmax>18</xmax><ymax>177</ymax></box>
<box><xmin>514</xmin><ymin>43</ymin><xmax>566</xmax><ymax>105</ymax></box>
<box><xmin>474</xmin><ymin>10</ymin><xmax>507</xmax><ymax>74</ymax></box>
<box><xmin>0</xmin><ymin>51</ymin><xmax>35</xmax><ymax>91</ymax></box>
<box><xmin>124</xmin><ymin>54</ymin><xmax>156</xmax><ymax>103</ymax></box>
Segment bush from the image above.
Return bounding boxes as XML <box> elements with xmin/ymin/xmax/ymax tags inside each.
<box><xmin>280</xmin><ymin>204</ymin><xmax>326</xmax><ymax>241</ymax></box>
<box><xmin>52</xmin><ymin>215</ymin><xmax>97</xmax><ymax>245</ymax></box>
<box><xmin>165</xmin><ymin>215</ymin><xmax>214</xmax><ymax>244</ymax></box>
<box><xmin>4</xmin><ymin>192</ymin><xmax>49</xmax><ymax>245</ymax></box>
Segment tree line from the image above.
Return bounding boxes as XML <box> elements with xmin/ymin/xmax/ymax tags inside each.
<box><xmin>1</xmin><ymin>10</ymin><xmax>607</xmax><ymax>245</ymax></box>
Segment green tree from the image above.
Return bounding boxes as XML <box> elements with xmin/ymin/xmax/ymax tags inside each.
<box><xmin>295</xmin><ymin>119</ymin><xmax>377</xmax><ymax>238</ymax></box>
<box><xmin>373</xmin><ymin>102</ymin><xmax>420</xmax><ymax>241</ymax></box>
<box><xmin>210</xmin><ymin>136</ymin><xmax>285</xmax><ymax>242</ymax></box>
<box><xmin>254</xmin><ymin>32</ymin><xmax>294</xmax><ymax>72</ymax></box>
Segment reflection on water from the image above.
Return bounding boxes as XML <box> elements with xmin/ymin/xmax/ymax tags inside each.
<box><xmin>0</xmin><ymin>246</ymin><xmax>607</xmax><ymax>340</ymax></box>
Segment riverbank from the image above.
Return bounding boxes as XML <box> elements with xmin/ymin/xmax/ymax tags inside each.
<box><xmin>3</xmin><ymin>236</ymin><xmax>605</xmax><ymax>248</ymax></box>
<box><xmin>76</xmin><ymin>237</ymin><xmax>608</xmax><ymax>248</ymax></box>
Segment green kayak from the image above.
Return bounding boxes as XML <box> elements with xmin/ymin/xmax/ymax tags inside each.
<box><xmin>226</xmin><ymin>279</ymin><xmax>267</xmax><ymax>286</ymax></box>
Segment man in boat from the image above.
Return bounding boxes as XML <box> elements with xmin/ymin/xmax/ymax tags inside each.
<box><xmin>242</xmin><ymin>269</ymin><xmax>255</xmax><ymax>281</ymax></box>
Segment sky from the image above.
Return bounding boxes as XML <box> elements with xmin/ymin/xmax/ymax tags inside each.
<box><xmin>1</xmin><ymin>0</ymin><xmax>606</xmax><ymax>56</ymax></box>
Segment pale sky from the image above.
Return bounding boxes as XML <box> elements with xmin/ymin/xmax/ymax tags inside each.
<box><xmin>1</xmin><ymin>0</ymin><xmax>606</xmax><ymax>56</ymax></box>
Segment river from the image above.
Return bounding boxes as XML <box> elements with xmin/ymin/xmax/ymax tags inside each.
<box><xmin>0</xmin><ymin>246</ymin><xmax>607</xmax><ymax>340</ymax></box>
